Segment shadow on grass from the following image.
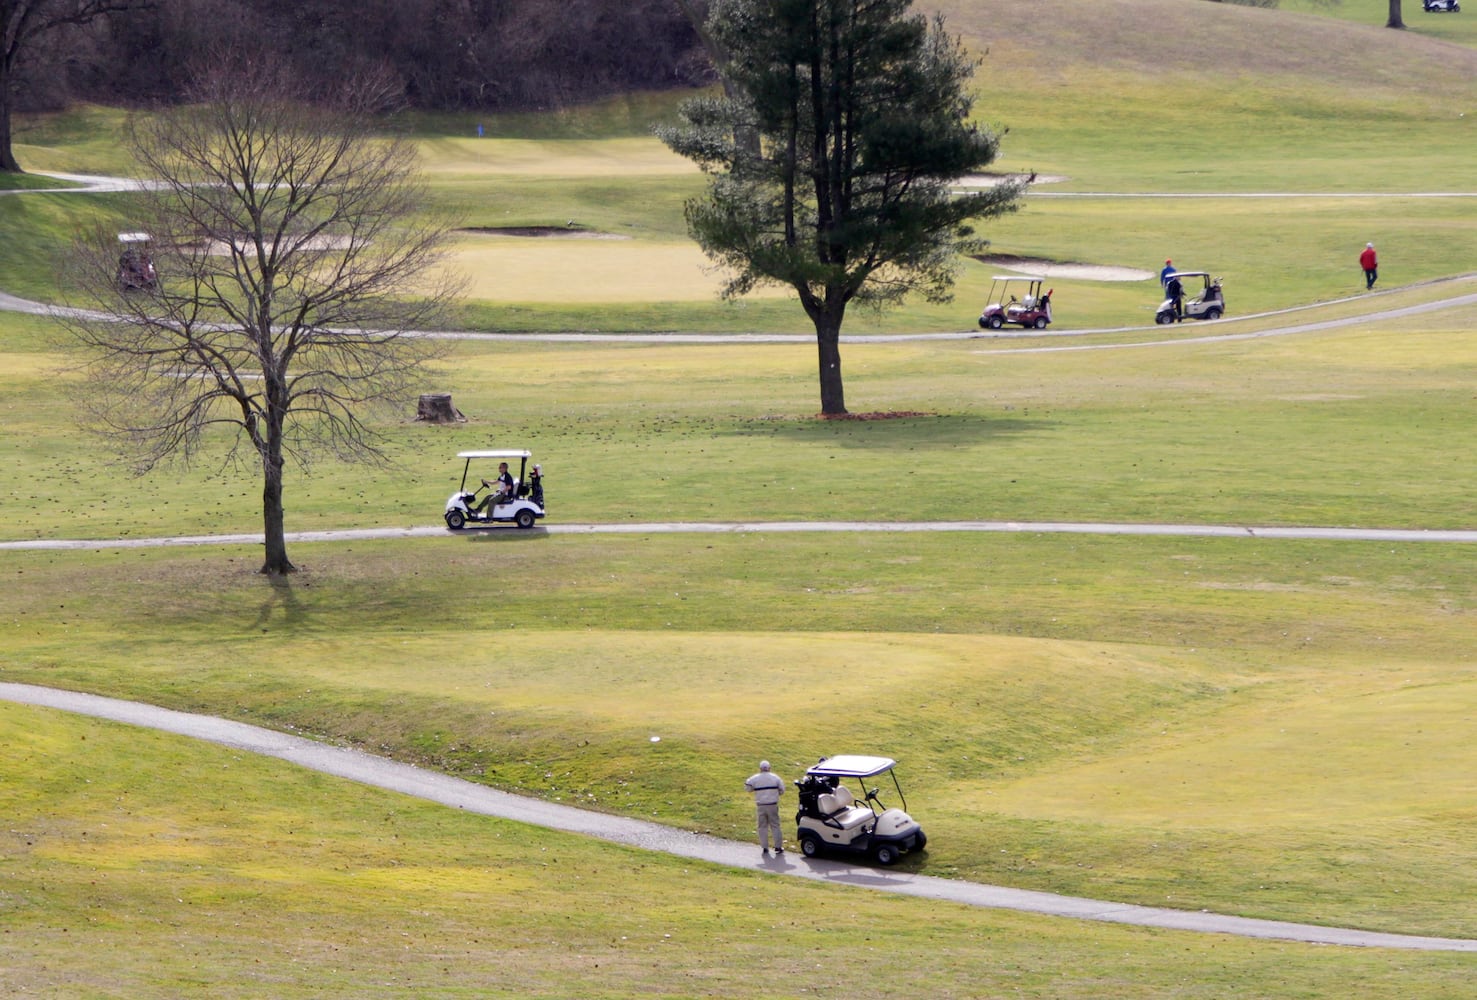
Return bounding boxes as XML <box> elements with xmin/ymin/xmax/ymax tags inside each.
<box><xmin>252</xmin><ymin>572</ymin><xmax>305</xmax><ymax>630</ymax></box>
<box><xmin>722</xmin><ymin>414</ymin><xmax>1051</xmax><ymax>450</ymax></box>
<box><xmin>460</xmin><ymin>527</ymin><xmax>553</xmax><ymax>542</ymax></box>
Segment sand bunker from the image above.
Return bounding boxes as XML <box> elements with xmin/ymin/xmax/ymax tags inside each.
<box><xmin>958</xmin><ymin>175</ymin><xmax>1151</xmax><ymax>280</ymax></box>
<box><xmin>972</xmin><ymin>253</ymin><xmax>1152</xmax><ymax>282</ymax></box>
<box><xmin>956</xmin><ymin>172</ymin><xmax>1069</xmax><ymax>188</ymax></box>
<box><xmin>204</xmin><ymin>235</ymin><xmax>356</xmax><ymax>255</ymax></box>
<box><xmin>461</xmin><ymin>226</ymin><xmax>630</xmax><ymax>240</ymax></box>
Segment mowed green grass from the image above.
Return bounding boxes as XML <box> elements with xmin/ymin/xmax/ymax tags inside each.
<box><xmin>1285</xmin><ymin>0</ymin><xmax>1477</xmax><ymax>43</ymax></box>
<box><xmin>8</xmin><ymin>707</ymin><xmax>1474</xmax><ymax>999</ymax></box>
<box><xmin>4</xmin><ymin>495</ymin><xmax>1477</xmax><ymax>940</ymax></box>
<box><xmin>4</xmin><ymin>1</ymin><xmax>1477</xmax><ymax>994</ymax></box>
<box><xmin>7</xmin><ymin>1</ymin><xmax>1476</xmax><ymax>331</ymax></box>
<box><xmin>8</xmin><ymin>311</ymin><xmax>1477</xmax><ymax>540</ymax></box>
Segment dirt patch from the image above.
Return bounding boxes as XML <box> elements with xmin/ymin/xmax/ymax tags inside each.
<box><xmin>972</xmin><ymin>252</ymin><xmax>1152</xmax><ymax>283</ymax></box>
<box><xmin>460</xmin><ymin>226</ymin><xmax>630</xmax><ymax>241</ymax></box>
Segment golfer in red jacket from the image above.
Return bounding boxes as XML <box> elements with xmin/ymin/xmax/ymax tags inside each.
<box><xmin>1360</xmin><ymin>242</ymin><xmax>1378</xmax><ymax>290</ymax></box>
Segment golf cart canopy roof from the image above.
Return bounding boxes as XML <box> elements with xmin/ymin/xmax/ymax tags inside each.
<box><xmin>806</xmin><ymin>755</ymin><xmax>898</xmax><ymax>779</ymax></box>
<box><xmin>457</xmin><ymin>450</ymin><xmax>532</xmax><ymax>460</ymax></box>
<box><xmin>1165</xmin><ymin>271</ymin><xmax>1210</xmax><ymax>280</ymax></box>
<box><xmin>117</xmin><ymin>231</ymin><xmax>152</xmax><ymax>244</ymax></box>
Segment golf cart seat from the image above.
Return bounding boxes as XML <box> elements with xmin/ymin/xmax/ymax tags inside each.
<box><xmin>817</xmin><ymin>786</ymin><xmax>873</xmax><ymax>831</ymax></box>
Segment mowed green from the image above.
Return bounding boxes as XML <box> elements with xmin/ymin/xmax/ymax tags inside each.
<box><xmin>4</xmin><ymin>1</ymin><xmax>1477</xmax><ymax>995</ymax></box>
<box><xmin>8</xmin><ymin>312</ymin><xmax>1477</xmax><ymax>540</ymax></box>
<box><xmin>8</xmin><ymin>2</ymin><xmax>1475</xmax><ymax>329</ymax></box>
<box><xmin>8</xmin><ymin>705</ymin><xmax>1474</xmax><ymax>999</ymax></box>
<box><xmin>5</xmin><ymin>508</ymin><xmax>1477</xmax><ymax>941</ymax></box>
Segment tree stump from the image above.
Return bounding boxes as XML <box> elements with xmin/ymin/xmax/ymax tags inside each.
<box><xmin>416</xmin><ymin>393</ymin><xmax>465</xmax><ymax>423</ymax></box>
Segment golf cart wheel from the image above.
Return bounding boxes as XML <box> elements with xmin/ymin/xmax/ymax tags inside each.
<box><xmin>799</xmin><ymin>833</ymin><xmax>823</xmax><ymax>858</ymax></box>
<box><xmin>445</xmin><ymin>510</ymin><xmax>466</xmax><ymax>531</ymax></box>
<box><xmin>514</xmin><ymin>508</ymin><xmax>536</xmax><ymax>529</ymax></box>
<box><xmin>873</xmin><ymin>843</ymin><xmax>900</xmax><ymax>866</ymax></box>
<box><xmin>985</xmin><ymin>315</ymin><xmax>1004</xmax><ymax>330</ymax></box>
<box><xmin>1032</xmin><ymin>316</ymin><xmax>1049</xmax><ymax>330</ymax></box>
<box><xmin>1155</xmin><ymin>312</ymin><xmax>1175</xmax><ymax>325</ymax></box>
<box><xmin>914</xmin><ymin>830</ymin><xmax>927</xmax><ymax>851</ymax></box>
<box><xmin>1203</xmin><ymin>307</ymin><xmax>1222</xmax><ymax>321</ymax></box>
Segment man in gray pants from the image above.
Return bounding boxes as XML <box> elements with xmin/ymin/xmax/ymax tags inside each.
<box><xmin>744</xmin><ymin>760</ymin><xmax>786</xmax><ymax>854</ymax></box>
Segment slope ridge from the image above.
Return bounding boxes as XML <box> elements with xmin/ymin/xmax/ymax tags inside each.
<box><xmin>930</xmin><ymin>0</ymin><xmax>1477</xmax><ymax>94</ymax></box>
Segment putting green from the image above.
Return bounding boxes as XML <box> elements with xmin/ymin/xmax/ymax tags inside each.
<box><xmin>418</xmin><ymin>137</ymin><xmax>700</xmax><ymax>178</ymax></box>
<box><xmin>450</xmin><ymin>233</ymin><xmax>790</xmax><ymax>303</ymax></box>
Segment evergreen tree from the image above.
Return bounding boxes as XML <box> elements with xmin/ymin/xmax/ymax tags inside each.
<box><xmin>660</xmin><ymin>0</ymin><xmax>1022</xmax><ymax>415</ymax></box>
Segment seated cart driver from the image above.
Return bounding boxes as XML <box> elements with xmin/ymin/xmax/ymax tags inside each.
<box><xmin>474</xmin><ymin>462</ymin><xmax>516</xmax><ymax>513</ymax></box>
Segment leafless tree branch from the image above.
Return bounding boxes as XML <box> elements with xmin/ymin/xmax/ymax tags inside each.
<box><xmin>62</xmin><ymin>52</ymin><xmax>462</xmax><ymax>574</ymax></box>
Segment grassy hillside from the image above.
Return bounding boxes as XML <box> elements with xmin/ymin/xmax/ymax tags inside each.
<box><xmin>9</xmin><ymin>0</ymin><xmax>1476</xmax><ymax>331</ymax></box>
<box><xmin>9</xmin><ymin>703</ymin><xmax>1474</xmax><ymax>998</ymax></box>
<box><xmin>436</xmin><ymin>0</ymin><xmax>1477</xmax><ymax>328</ymax></box>
<box><xmin>1285</xmin><ymin>0</ymin><xmax>1477</xmax><ymax>42</ymax></box>
<box><xmin>4</xmin><ymin>1</ymin><xmax>1477</xmax><ymax>994</ymax></box>
<box><xmin>943</xmin><ymin>0</ymin><xmax>1477</xmax><ymax>87</ymax></box>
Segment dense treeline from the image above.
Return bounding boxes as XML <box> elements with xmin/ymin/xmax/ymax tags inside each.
<box><xmin>23</xmin><ymin>0</ymin><xmax>708</xmax><ymax>113</ymax></box>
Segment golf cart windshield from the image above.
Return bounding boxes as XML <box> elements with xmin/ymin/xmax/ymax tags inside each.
<box><xmin>989</xmin><ymin>276</ymin><xmax>1046</xmax><ymax>299</ymax></box>
<box><xmin>456</xmin><ymin>449</ymin><xmax>532</xmax><ymax>492</ymax></box>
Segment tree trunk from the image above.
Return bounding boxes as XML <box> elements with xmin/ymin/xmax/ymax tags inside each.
<box><xmin>1387</xmin><ymin>0</ymin><xmax>1405</xmax><ymax>28</ymax></box>
<box><xmin>416</xmin><ymin>393</ymin><xmax>464</xmax><ymax>422</ymax></box>
<box><xmin>259</xmin><ymin>412</ymin><xmax>296</xmax><ymax>575</ymax></box>
<box><xmin>813</xmin><ymin>311</ymin><xmax>847</xmax><ymax>416</ymax></box>
<box><xmin>0</xmin><ymin>59</ymin><xmax>21</xmax><ymax>173</ymax></box>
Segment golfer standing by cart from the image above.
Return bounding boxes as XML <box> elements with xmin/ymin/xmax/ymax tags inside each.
<box><xmin>744</xmin><ymin>760</ymin><xmax>786</xmax><ymax>854</ymax></box>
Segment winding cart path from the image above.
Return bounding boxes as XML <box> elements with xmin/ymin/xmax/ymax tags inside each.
<box><xmin>4</xmin><ymin>681</ymin><xmax>1475</xmax><ymax>953</ymax></box>
<box><xmin>8</xmin><ymin>173</ymin><xmax>1477</xmax><ymax>952</ymax></box>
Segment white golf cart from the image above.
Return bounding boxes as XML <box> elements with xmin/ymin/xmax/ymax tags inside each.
<box><xmin>444</xmin><ymin>449</ymin><xmax>545</xmax><ymax>530</ymax></box>
<box><xmin>1156</xmin><ymin>271</ymin><xmax>1225</xmax><ymax>324</ymax></box>
<box><xmin>978</xmin><ymin>275</ymin><xmax>1053</xmax><ymax>330</ymax></box>
<box><xmin>794</xmin><ymin>755</ymin><xmax>926</xmax><ymax>866</ymax></box>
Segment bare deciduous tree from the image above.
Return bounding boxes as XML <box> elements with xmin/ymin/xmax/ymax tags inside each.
<box><xmin>64</xmin><ymin>55</ymin><xmax>460</xmax><ymax>575</ymax></box>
